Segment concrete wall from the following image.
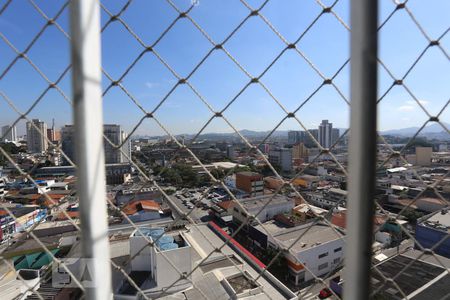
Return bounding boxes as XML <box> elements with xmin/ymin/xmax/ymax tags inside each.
<box><xmin>285</xmin><ymin>237</ymin><xmax>345</xmax><ymax>282</ymax></box>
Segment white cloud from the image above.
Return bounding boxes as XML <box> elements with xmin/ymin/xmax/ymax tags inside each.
<box><xmin>397</xmin><ymin>105</ymin><xmax>415</xmax><ymax>112</ymax></box>
<box><xmin>145</xmin><ymin>82</ymin><xmax>159</xmax><ymax>89</ymax></box>
<box><xmin>405</xmin><ymin>100</ymin><xmax>429</xmax><ymax>106</ymax></box>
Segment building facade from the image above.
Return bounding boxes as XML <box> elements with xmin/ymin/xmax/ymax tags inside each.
<box><xmin>268</xmin><ymin>148</ymin><xmax>292</xmax><ymax>172</ymax></box>
<box><xmin>318</xmin><ymin>120</ymin><xmax>333</xmax><ymax>148</ymax></box>
<box><xmin>235</xmin><ymin>172</ymin><xmax>264</xmax><ymax>197</ymax></box>
<box><xmin>26</xmin><ymin>119</ymin><xmax>48</xmax><ymax>153</ymax></box>
<box><xmin>1</xmin><ymin>125</ymin><xmax>17</xmax><ymax>142</ymax></box>
<box><xmin>61</xmin><ymin>124</ymin><xmax>131</xmax><ymax>165</ymax></box>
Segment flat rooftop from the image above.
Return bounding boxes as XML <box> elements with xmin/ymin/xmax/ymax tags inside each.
<box><xmin>372</xmin><ymin>251</ymin><xmax>450</xmax><ymax>300</ymax></box>
<box><xmin>239</xmin><ymin>194</ymin><xmax>293</xmax><ymax>210</ymax></box>
<box><xmin>273</xmin><ymin>223</ymin><xmax>344</xmax><ymax>252</ymax></box>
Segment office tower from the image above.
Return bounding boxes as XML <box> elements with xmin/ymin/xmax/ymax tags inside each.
<box><xmin>26</xmin><ymin>119</ymin><xmax>48</xmax><ymax>153</ymax></box>
<box><xmin>1</xmin><ymin>125</ymin><xmax>17</xmax><ymax>142</ymax></box>
<box><xmin>318</xmin><ymin>120</ymin><xmax>333</xmax><ymax>148</ymax></box>
<box><xmin>269</xmin><ymin>148</ymin><xmax>293</xmax><ymax>172</ymax></box>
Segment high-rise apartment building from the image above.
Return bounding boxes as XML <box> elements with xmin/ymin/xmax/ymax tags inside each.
<box><xmin>288</xmin><ymin>131</ymin><xmax>300</xmax><ymax>145</ymax></box>
<box><xmin>1</xmin><ymin>125</ymin><xmax>17</xmax><ymax>142</ymax></box>
<box><xmin>61</xmin><ymin>124</ymin><xmax>130</xmax><ymax>165</ymax></box>
<box><xmin>318</xmin><ymin>120</ymin><xmax>333</xmax><ymax>148</ymax></box>
<box><xmin>26</xmin><ymin>119</ymin><xmax>48</xmax><ymax>153</ymax></box>
<box><xmin>331</xmin><ymin>128</ymin><xmax>340</xmax><ymax>145</ymax></box>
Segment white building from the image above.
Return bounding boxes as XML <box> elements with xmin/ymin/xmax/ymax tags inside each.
<box><xmin>268</xmin><ymin>148</ymin><xmax>292</xmax><ymax>172</ymax></box>
<box><xmin>26</xmin><ymin>119</ymin><xmax>48</xmax><ymax>153</ymax></box>
<box><xmin>125</xmin><ymin>228</ymin><xmax>192</xmax><ymax>296</ymax></box>
<box><xmin>232</xmin><ymin>194</ymin><xmax>295</xmax><ymax>224</ymax></box>
<box><xmin>1</xmin><ymin>125</ymin><xmax>17</xmax><ymax>142</ymax></box>
<box><xmin>270</xmin><ymin>223</ymin><xmax>345</xmax><ymax>285</ymax></box>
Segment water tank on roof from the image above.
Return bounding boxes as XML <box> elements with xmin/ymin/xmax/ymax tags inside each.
<box><xmin>148</xmin><ymin>228</ymin><xmax>165</xmax><ymax>239</ymax></box>
<box><xmin>158</xmin><ymin>242</ymin><xmax>178</xmax><ymax>251</ymax></box>
<box><xmin>156</xmin><ymin>235</ymin><xmax>174</xmax><ymax>247</ymax></box>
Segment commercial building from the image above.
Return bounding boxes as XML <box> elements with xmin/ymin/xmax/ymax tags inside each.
<box><xmin>1</xmin><ymin>125</ymin><xmax>17</xmax><ymax>142</ymax></box>
<box><xmin>235</xmin><ymin>171</ymin><xmax>264</xmax><ymax>197</ymax></box>
<box><xmin>61</xmin><ymin>124</ymin><xmax>131</xmax><ymax>165</ymax></box>
<box><xmin>252</xmin><ymin>221</ymin><xmax>345</xmax><ymax>285</ymax></box>
<box><xmin>415</xmin><ymin>209</ymin><xmax>450</xmax><ymax>258</ymax></box>
<box><xmin>26</xmin><ymin>119</ymin><xmax>48</xmax><ymax>153</ymax></box>
<box><xmin>232</xmin><ymin>194</ymin><xmax>295</xmax><ymax>224</ymax></box>
<box><xmin>318</xmin><ymin>120</ymin><xmax>333</xmax><ymax>148</ymax></box>
<box><xmin>268</xmin><ymin>148</ymin><xmax>292</xmax><ymax>172</ymax></box>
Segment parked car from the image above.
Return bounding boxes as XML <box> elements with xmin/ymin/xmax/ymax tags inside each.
<box><xmin>318</xmin><ymin>288</ymin><xmax>332</xmax><ymax>299</ymax></box>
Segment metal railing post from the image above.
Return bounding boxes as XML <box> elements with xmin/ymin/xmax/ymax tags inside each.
<box><xmin>70</xmin><ymin>0</ymin><xmax>112</xmax><ymax>299</ymax></box>
<box><xmin>345</xmin><ymin>0</ymin><xmax>378</xmax><ymax>299</ymax></box>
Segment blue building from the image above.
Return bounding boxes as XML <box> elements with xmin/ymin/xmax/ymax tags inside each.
<box><xmin>415</xmin><ymin>209</ymin><xmax>450</xmax><ymax>258</ymax></box>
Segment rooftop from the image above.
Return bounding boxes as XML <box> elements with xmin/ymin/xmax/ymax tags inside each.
<box><xmin>239</xmin><ymin>194</ymin><xmax>293</xmax><ymax>211</ymax></box>
<box><xmin>273</xmin><ymin>223</ymin><xmax>344</xmax><ymax>252</ymax></box>
<box><xmin>372</xmin><ymin>251</ymin><xmax>450</xmax><ymax>300</ymax></box>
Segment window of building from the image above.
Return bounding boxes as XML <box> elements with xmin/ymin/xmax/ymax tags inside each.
<box><xmin>333</xmin><ymin>258</ymin><xmax>341</xmax><ymax>264</ymax></box>
<box><xmin>318</xmin><ymin>252</ymin><xmax>328</xmax><ymax>259</ymax></box>
<box><xmin>233</xmin><ymin>207</ymin><xmax>239</xmax><ymax>213</ymax></box>
<box><xmin>318</xmin><ymin>262</ymin><xmax>328</xmax><ymax>270</ymax></box>
<box><xmin>334</xmin><ymin>247</ymin><xmax>342</xmax><ymax>253</ymax></box>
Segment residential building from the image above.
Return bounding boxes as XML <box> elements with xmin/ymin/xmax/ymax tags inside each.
<box><xmin>331</xmin><ymin>128</ymin><xmax>340</xmax><ymax>145</ymax></box>
<box><xmin>318</xmin><ymin>119</ymin><xmax>333</xmax><ymax>148</ymax></box>
<box><xmin>258</xmin><ymin>143</ymin><xmax>270</xmax><ymax>154</ymax></box>
<box><xmin>1</xmin><ymin>125</ymin><xmax>17</xmax><ymax>142</ymax></box>
<box><xmin>235</xmin><ymin>171</ymin><xmax>264</xmax><ymax>197</ymax></box>
<box><xmin>61</xmin><ymin>124</ymin><xmax>131</xmax><ymax>165</ymax></box>
<box><xmin>269</xmin><ymin>148</ymin><xmax>292</xmax><ymax>172</ymax></box>
<box><xmin>26</xmin><ymin>119</ymin><xmax>48</xmax><ymax>153</ymax></box>
<box><xmin>232</xmin><ymin>194</ymin><xmax>295</xmax><ymax>224</ymax></box>
<box><xmin>288</xmin><ymin>131</ymin><xmax>301</xmax><ymax>145</ymax></box>
<box><xmin>292</xmin><ymin>143</ymin><xmax>309</xmax><ymax>160</ymax></box>
<box><xmin>226</xmin><ymin>144</ymin><xmax>235</xmax><ymax>160</ymax></box>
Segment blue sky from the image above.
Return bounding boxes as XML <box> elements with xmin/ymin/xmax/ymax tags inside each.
<box><xmin>0</xmin><ymin>0</ymin><xmax>449</xmax><ymax>137</ymax></box>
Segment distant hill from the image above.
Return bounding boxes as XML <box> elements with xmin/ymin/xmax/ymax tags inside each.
<box><xmin>381</xmin><ymin>122</ymin><xmax>449</xmax><ymax>139</ymax></box>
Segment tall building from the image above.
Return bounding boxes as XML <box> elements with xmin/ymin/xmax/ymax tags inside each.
<box><xmin>305</xmin><ymin>129</ymin><xmax>319</xmax><ymax>147</ymax></box>
<box><xmin>318</xmin><ymin>120</ymin><xmax>333</xmax><ymax>148</ymax></box>
<box><xmin>61</xmin><ymin>124</ymin><xmax>130</xmax><ymax>165</ymax></box>
<box><xmin>269</xmin><ymin>148</ymin><xmax>292</xmax><ymax>172</ymax></box>
<box><xmin>1</xmin><ymin>125</ymin><xmax>17</xmax><ymax>142</ymax></box>
<box><xmin>26</xmin><ymin>119</ymin><xmax>48</xmax><ymax>153</ymax></box>
<box><xmin>288</xmin><ymin>131</ymin><xmax>300</xmax><ymax>145</ymax></box>
<box><xmin>226</xmin><ymin>145</ymin><xmax>235</xmax><ymax>160</ymax></box>
<box><xmin>331</xmin><ymin>128</ymin><xmax>340</xmax><ymax>145</ymax></box>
